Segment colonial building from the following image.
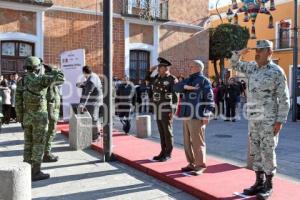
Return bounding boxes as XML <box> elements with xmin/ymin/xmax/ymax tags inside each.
<box><xmin>0</xmin><ymin>0</ymin><xmax>210</xmax><ymax>82</ymax></box>
<box><xmin>209</xmin><ymin>0</ymin><xmax>300</xmax><ymax>92</ymax></box>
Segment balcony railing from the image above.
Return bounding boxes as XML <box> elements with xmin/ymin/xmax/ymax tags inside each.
<box><xmin>122</xmin><ymin>0</ymin><xmax>169</xmax><ymax>21</ymax></box>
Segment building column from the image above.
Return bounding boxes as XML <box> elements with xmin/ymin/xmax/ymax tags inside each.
<box><xmin>124</xmin><ymin>20</ymin><xmax>130</xmax><ymax>77</ymax></box>
<box><xmin>152</xmin><ymin>24</ymin><xmax>160</xmax><ymax>66</ymax></box>
<box><xmin>36</xmin><ymin>11</ymin><xmax>44</xmax><ymax>59</ymax></box>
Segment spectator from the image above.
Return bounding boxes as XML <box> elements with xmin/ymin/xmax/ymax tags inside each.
<box><xmin>134</xmin><ymin>80</ymin><xmax>143</xmax><ymax>113</ymax></box>
<box><xmin>212</xmin><ymin>81</ymin><xmax>220</xmax><ymax>119</ymax></box>
<box><xmin>76</xmin><ymin>66</ymin><xmax>103</xmax><ymax>141</ymax></box>
<box><xmin>0</xmin><ymin>80</ymin><xmax>11</xmax><ymax>124</ymax></box>
<box><xmin>218</xmin><ymin>80</ymin><xmax>226</xmax><ymax>117</ymax></box>
<box><xmin>174</xmin><ymin>60</ymin><xmax>214</xmax><ymax>176</ymax></box>
<box><xmin>9</xmin><ymin>73</ymin><xmax>18</xmax><ymax>122</ymax></box>
<box><xmin>140</xmin><ymin>80</ymin><xmax>152</xmax><ymax>113</ymax></box>
<box><xmin>115</xmin><ymin>76</ymin><xmax>135</xmax><ymax>134</ymax></box>
<box><xmin>224</xmin><ymin>78</ymin><xmax>240</xmax><ymax>122</ymax></box>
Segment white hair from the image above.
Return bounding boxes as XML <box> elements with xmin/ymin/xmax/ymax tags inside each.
<box><xmin>193</xmin><ymin>60</ymin><xmax>204</xmax><ymax>72</ymax></box>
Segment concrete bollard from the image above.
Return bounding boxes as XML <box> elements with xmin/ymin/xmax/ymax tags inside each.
<box><xmin>69</xmin><ymin>104</ymin><xmax>92</xmax><ymax>150</ymax></box>
<box><xmin>136</xmin><ymin>115</ymin><xmax>151</xmax><ymax>138</ymax></box>
<box><xmin>0</xmin><ymin>162</ymin><xmax>31</xmax><ymax>200</ymax></box>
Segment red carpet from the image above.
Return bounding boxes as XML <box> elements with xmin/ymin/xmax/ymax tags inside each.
<box><xmin>57</xmin><ymin>123</ymin><xmax>300</xmax><ymax>200</ymax></box>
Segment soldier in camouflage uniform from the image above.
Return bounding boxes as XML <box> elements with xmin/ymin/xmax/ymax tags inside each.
<box><xmin>43</xmin><ymin>64</ymin><xmax>64</xmax><ymax>162</ymax></box>
<box><xmin>15</xmin><ymin>56</ymin><xmax>64</xmax><ymax>181</ymax></box>
<box><xmin>147</xmin><ymin>57</ymin><xmax>178</xmax><ymax>162</ymax></box>
<box><xmin>230</xmin><ymin>40</ymin><xmax>290</xmax><ymax>200</ymax></box>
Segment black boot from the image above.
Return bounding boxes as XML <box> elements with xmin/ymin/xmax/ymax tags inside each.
<box><xmin>243</xmin><ymin>171</ymin><xmax>265</xmax><ymax>195</ymax></box>
<box><xmin>32</xmin><ymin>163</ymin><xmax>50</xmax><ymax>181</ymax></box>
<box><xmin>256</xmin><ymin>174</ymin><xmax>273</xmax><ymax>200</ymax></box>
<box><xmin>43</xmin><ymin>152</ymin><xmax>58</xmax><ymax>163</ymax></box>
<box><xmin>153</xmin><ymin>152</ymin><xmax>164</xmax><ymax>161</ymax></box>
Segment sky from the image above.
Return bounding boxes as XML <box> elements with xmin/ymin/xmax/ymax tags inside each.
<box><xmin>209</xmin><ymin>0</ymin><xmax>232</xmax><ymax>9</ymax></box>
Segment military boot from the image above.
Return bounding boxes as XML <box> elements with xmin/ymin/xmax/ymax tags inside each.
<box><xmin>243</xmin><ymin>171</ymin><xmax>265</xmax><ymax>195</ymax></box>
<box><xmin>256</xmin><ymin>174</ymin><xmax>273</xmax><ymax>200</ymax></box>
<box><xmin>43</xmin><ymin>152</ymin><xmax>58</xmax><ymax>162</ymax></box>
<box><xmin>153</xmin><ymin>151</ymin><xmax>164</xmax><ymax>161</ymax></box>
<box><xmin>32</xmin><ymin>163</ymin><xmax>50</xmax><ymax>181</ymax></box>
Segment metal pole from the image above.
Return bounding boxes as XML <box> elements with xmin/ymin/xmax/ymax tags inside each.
<box><xmin>292</xmin><ymin>0</ymin><xmax>298</xmax><ymax>122</ymax></box>
<box><xmin>103</xmin><ymin>0</ymin><xmax>113</xmax><ymax>160</ymax></box>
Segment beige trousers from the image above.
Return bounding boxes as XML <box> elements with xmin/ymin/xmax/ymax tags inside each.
<box><xmin>183</xmin><ymin>119</ymin><xmax>206</xmax><ymax>169</ymax></box>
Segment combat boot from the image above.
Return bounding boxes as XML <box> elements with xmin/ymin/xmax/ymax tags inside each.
<box><xmin>43</xmin><ymin>152</ymin><xmax>58</xmax><ymax>162</ymax></box>
<box><xmin>32</xmin><ymin>163</ymin><xmax>50</xmax><ymax>181</ymax></box>
<box><xmin>243</xmin><ymin>171</ymin><xmax>265</xmax><ymax>195</ymax></box>
<box><xmin>256</xmin><ymin>174</ymin><xmax>273</xmax><ymax>200</ymax></box>
<box><xmin>153</xmin><ymin>152</ymin><xmax>164</xmax><ymax>161</ymax></box>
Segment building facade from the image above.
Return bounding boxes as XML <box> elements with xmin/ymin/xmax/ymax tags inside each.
<box><xmin>0</xmin><ymin>0</ymin><xmax>210</xmax><ymax>83</ymax></box>
<box><xmin>209</xmin><ymin>0</ymin><xmax>300</xmax><ymax>92</ymax></box>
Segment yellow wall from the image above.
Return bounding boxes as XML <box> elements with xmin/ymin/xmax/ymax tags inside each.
<box><xmin>208</xmin><ymin>0</ymin><xmax>300</xmax><ymax>87</ymax></box>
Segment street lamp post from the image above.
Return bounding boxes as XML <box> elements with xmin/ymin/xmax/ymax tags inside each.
<box><xmin>292</xmin><ymin>0</ymin><xmax>298</xmax><ymax>122</ymax></box>
<box><xmin>103</xmin><ymin>0</ymin><xmax>113</xmax><ymax>161</ymax></box>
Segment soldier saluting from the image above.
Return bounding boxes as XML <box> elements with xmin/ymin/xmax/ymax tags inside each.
<box><xmin>15</xmin><ymin>57</ymin><xmax>64</xmax><ymax>181</ymax></box>
<box><xmin>147</xmin><ymin>57</ymin><xmax>178</xmax><ymax>162</ymax></box>
<box><xmin>230</xmin><ymin>40</ymin><xmax>290</xmax><ymax>200</ymax></box>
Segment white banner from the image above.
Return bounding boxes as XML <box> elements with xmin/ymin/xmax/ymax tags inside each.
<box><xmin>60</xmin><ymin>49</ymin><xmax>85</xmax><ymax>120</ymax></box>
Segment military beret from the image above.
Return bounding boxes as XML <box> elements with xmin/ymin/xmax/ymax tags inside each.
<box><xmin>157</xmin><ymin>57</ymin><xmax>171</xmax><ymax>67</ymax></box>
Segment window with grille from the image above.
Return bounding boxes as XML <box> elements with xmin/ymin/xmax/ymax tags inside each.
<box><xmin>0</xmin><ymin>41</ymin><xmax>34</xmax><ymax>75</ymax></box>
<box><xmin>277</xmin><ymin>20</ymin><xmax>291</xmax><ymax>49</ymax></box>
<box><xmin>129</xmin><ymin>50</ymin><xmax>150</xmax><ymax>84</ymax></box>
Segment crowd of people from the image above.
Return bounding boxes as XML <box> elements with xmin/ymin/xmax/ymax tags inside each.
<box><xmin>0</xmin><ymin>73</ymin><xmax>20</xmax><ymax>125</ymax></box>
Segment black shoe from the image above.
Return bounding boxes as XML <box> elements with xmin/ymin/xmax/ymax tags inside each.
<box><xmin>153</xmin><ymin>152</ymin><xmax>164</xmax><ymax>161</ymax></box>
<box><xmin>181</xmin><ymin>165</ymin><xmax>195</xmax><ymax>172</ymax></box>
<box><xmin>256</xmin><ymin>174</ymin><xmax>273</xmax><ymax>200</ymax></box>
<box><xmin>243</xmin><ymin>171</ymin><xmax>265</xmax><ymax>196</ymax></box>
<box><xmin>43</xmin><ymin>153</ymin><xmax>58</xmax><ymax>163</ymax></box>
<box><xmin>224</xmin><ymin>119</ymin><xmax>230</xmax><ymax>122</ymax></box>
<box><xmin>159</xmin><ymin>155</ymin><xmax>171</xmax><ymax>162</ymax></box>
<box><xmin>32</xmin><ymin>163</ymin><xmax>50</xmax><ymax>181</ymax></box>
<box><xmin>231</xmin><ymin>119</ymin><xmax>236</xmax><ymax>122</ymax></box>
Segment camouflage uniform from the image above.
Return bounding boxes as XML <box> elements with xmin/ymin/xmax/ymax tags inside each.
<box><xmin>230</xmin><ymin>51</ymin><xmax>290</xmax><ymax>175</ymax></box>
<box><xmin>15</xmin><ymin>58</ymin><xmax>64</xmax><ymax>165</ymax></box>
<box><xmin>45</xmin><ymin>68</ymin><xmax>64</xmax><ymax>155</ymax></box>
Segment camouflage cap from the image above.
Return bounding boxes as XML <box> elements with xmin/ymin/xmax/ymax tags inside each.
<box><xmin>255</xmin><ymin>40</ymin><xmax>273</xmax><ymax>49</ymax></box>
<box><xmin>24</xmin><ymin>56</ymin><xmax>42</xmax><ymax>70</ymax></box>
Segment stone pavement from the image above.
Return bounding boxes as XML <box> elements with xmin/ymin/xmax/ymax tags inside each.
<box><xmin>0</xmin><ymin>123</ymin><xmax>197</xmax><ymax>200</ymax></box>
<box><xmin>114</xmin><ymin>112</ymin><xmax>300</xmax><ymax>182</ymax></box>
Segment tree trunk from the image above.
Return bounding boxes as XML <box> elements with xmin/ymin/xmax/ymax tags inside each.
<box><xmin>213</xmin><ymin>60</ymin><xmax>220</xmax><ymax>83</ymax></box>
<box><xmin>219</xmin><ymin>58</ymin><xmax>225</xmax><ymax>82</ymax></box>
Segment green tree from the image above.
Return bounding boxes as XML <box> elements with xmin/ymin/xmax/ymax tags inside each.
<box><xmin>209</xmin><ymin>23</ymin><xmax>250</xmax><ymax>82</ymax></box>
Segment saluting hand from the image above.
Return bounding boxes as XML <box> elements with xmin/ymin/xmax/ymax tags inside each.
<box><xmin>238</xmin><ymin>48</ymin><xmax>251</xmax><ymax>56</ymax></box>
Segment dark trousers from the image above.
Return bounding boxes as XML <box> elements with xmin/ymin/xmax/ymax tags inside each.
<box><xmin>219</xmin><ymin>100</ymin><xmax>225</xmax><ymax>116</ymax></box>
<box><xmin>3</xmin><ymin>105</ymin><xmax>11</xmax><ymax>124</ymax></box>
<box><xmin>156</xmin><ymin>113</ymin><xmax>174</xmax><ymax>157</ymax></box>
<box><xmin>10</xmin><ymin>107</ymin><xmax>16</xmax><ymax>120</ymax></box>
<box><xmin>226</xmin><ymin>100</ymin><xmax>236</xmax><ymax>120</ymax></box>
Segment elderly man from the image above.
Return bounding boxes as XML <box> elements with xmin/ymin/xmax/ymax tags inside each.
<box><xmin>174</xmin><ymin>60</ymin><xmax>214</xmax><ymax>175</ymax></box>
<box><xmin>230</xmin><ymin>40</ymin><xmax>290</xmax><ymax>200</ymax></box>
